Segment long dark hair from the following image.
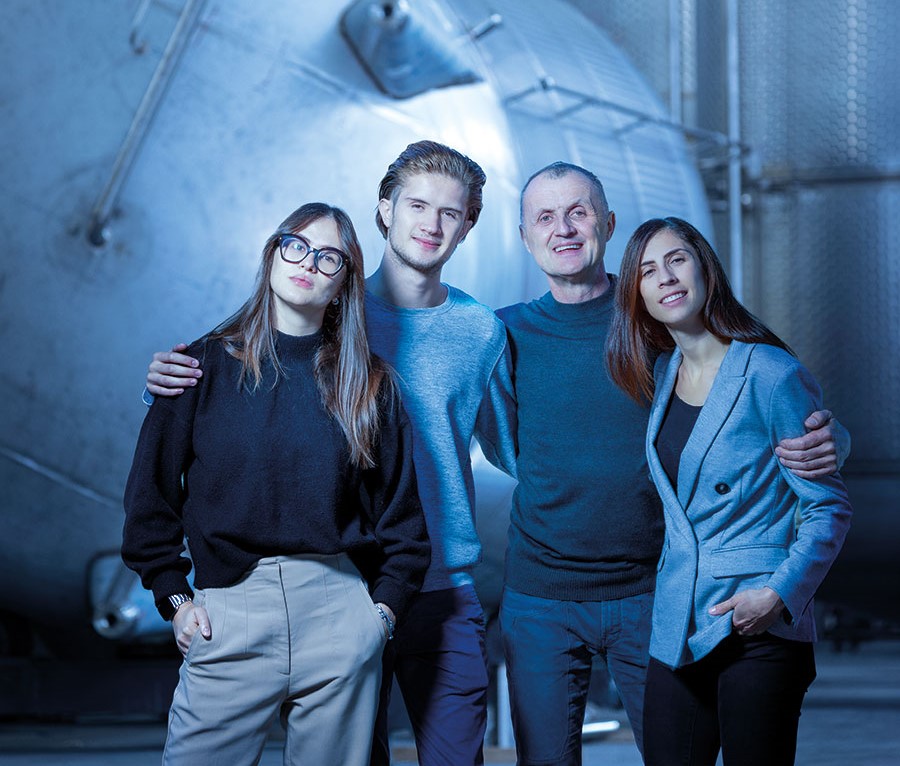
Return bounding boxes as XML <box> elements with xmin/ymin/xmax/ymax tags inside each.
<box><xmin>210</xmin><ymin>202</ymin><xmax>390</xmax><ymax>468</ymax></box>
<box><xmin>607</xmin><ymin>216</ymin><xmax>792</xmax><ymax>404</ymax></box>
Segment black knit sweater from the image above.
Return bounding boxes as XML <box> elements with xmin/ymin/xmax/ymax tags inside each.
<box><xmin>122</xmin><ymin>330</ymin><xmax>430</xmax><ymax>620</ymax></box>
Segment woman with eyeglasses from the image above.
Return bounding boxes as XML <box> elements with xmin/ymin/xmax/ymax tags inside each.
<box><xmin>606</xmin><ymin>217</ymin><xmax>851</xmax><ymax>766</ymax></box>
<box><xmin>122</xmin><ymin>202</ymin><xmax>430</xmax><ymax>765</ymax></box>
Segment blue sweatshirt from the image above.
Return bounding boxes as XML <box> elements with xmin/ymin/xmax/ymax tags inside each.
<box><xmin>366</xmin><ymin>287</ymin><xmax>517</xmax><ymax>592</ymax></box>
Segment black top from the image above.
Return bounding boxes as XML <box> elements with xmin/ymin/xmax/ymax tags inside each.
<box><xmin>656</xmin><ymin>392</ymin><xmax>702</xmax><ymax>492</ymax></box>
<box><xmin>122</xmin><ymin>331</ymin><xmax>430</xmax><ymax>621</ymax></box>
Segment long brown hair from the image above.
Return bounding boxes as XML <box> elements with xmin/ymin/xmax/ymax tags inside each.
<box><xmin>607</xmin><ymin>216</ymin><xmax>792</xmax><ymax>404</ymax></box>
<box><xmin>210</xmin><ymin>202</ymin><xmax>390</xmax><ymax>468</ymax></box>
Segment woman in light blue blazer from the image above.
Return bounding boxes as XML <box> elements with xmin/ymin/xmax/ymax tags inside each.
<box><xmin>606</xmin><ymin>217</ymin><xmax>852</xmax><ymax>766</ymax></box>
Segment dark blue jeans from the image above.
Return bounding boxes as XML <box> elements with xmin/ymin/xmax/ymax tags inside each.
<box><xmin>500</xmin><ymin>587</ymin><xmax>653</xmax><ymax>765</ymax></box>
<box><xmin>371</xmin><ymin>584</ymin><xmax>488</xmax><ymax>766</ymax></box>
<box><xmin>643</xmin><ymin>632</ymin><xmax>816</xmax><ymax>766</ymax></box>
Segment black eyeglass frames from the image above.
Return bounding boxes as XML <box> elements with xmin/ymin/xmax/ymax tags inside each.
<box><xmin>277</xmin><ymin>233</ymin><xmax>348</xmax><ymax>276</ymax></box>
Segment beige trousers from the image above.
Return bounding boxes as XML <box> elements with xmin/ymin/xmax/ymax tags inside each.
<box><xmin>163</xmin><ymin>553</ymin><xmax>386</xmax><ymax>765</ymax></box>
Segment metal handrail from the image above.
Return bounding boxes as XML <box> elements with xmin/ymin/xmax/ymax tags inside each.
<box><xmin>87</xmin><ymin>0</ymin><xmax>208</xmax><ymax>246</ymax></box>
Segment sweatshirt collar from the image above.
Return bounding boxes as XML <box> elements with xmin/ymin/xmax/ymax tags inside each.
<box><xmin>275</xmin><ymin>329</ymin><xmax>322</xmax><ymax>361</ymax></box>
<box><xmin>538</xmin><ymin>274</ymin><xmax>617</xmax><ymax>320</ymax></box>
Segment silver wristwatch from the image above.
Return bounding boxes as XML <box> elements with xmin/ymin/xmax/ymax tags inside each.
<box><xmin>165</xmin><ymin>593</ymin><xmax>193</xmax><ymax>620</ymax></box>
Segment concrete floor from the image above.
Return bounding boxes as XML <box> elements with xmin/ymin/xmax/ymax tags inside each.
<box><xmin>0</xmin><ymin>641</ymin><xmax>897</xmax><ymax>765</ymax></box>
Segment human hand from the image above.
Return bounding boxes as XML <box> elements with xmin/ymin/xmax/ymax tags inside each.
<box><xmin>172</xmin><ymin>601</ymin><xmax>211</xmax><ymax>657</ymax></box>
<box><xmin>775</xmin><ymin>409</ymin><xmax>838</xmax><ymax>479</ymax></box>
<box><xmin>709</xmin><ymin>587</ymin><xmax>784</xmax><ymax>636</ymax></box>
<box><xmin>147</xmin><ymin>344</ymin><xmax>202</xmax><ymax>397</ymax></box>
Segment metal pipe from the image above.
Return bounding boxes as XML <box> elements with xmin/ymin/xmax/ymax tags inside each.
<box><xmin>668</xmin><ymin>0</ymin><xmax>682</xmax><ymax>123</ymax></box>
<box><xmin>0</xmin><ymin>445</ymin><xmax>119</xmax><ymax>509</ymax></box>
<box><xmin>128</xmin><ymin>0</ymin><xmax>153</xmax><ymax>54</ymax></box>
<box><xmin>469</xmin><ymin>13</ymin><xmax>503</xmax><ymax>41</ymax></box>
<box><xmin>505</xmin><ymin>78</ymin><xmax>748</xmax><ymax>155</ymax></box>
<box><xmin>757</xmin><ymin>166</ymin><xmax>900</xmax><ymax>190</ymax></box>
<box><xmin>726</xmin><ymin>0</ymin><xmax>743</xmax><ymax>300</ymax></box>
<box><xmin>89</xmin><ymin>554</ymin><xmax>172</xmax><ymax>640</ymax></box>
<box><xmin>87</xmin><ymin>0</ymin><xmax>208</xmax><ymax>246</ymax></box>
<box><xmin>91</xmin><ymin>566</ymin><xmax>145</xmax><ymax>640</ymax></box>
<box><xmin>495</xmin><ymin>662</ymin><xmax>515</xmax><ymax>748</ymax></box>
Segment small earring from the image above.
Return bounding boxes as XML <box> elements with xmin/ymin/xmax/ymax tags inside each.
<box><xmin>332</xmin><ymin>297</ymin><xmax>340</xmax><ymax>306</ymax></box>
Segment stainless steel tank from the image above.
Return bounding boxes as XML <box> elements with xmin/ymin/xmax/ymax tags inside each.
<box><xmin>0</xmin><ymin>0</ymin><xmax>710</xmax><ymax>652</ymax></box>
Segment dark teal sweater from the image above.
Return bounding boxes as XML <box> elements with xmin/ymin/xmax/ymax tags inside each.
<box><xmin>497</xmin><ymin>279</ymin><xmax>663</xmax><ymax>601</ymax></box>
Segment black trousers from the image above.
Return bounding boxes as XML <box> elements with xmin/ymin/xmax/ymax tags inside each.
<box><xmin>643</xmin><ymin>633</ymin><xmax>816</xmax><ymax>766</ymax></box>
<box><xmin>370</xmin><ymin>585</ymin><xmax>489</xmax><ymax>766</ymax></box>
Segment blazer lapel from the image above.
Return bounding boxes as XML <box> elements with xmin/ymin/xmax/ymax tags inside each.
<box><xmin>676</xmin><ymin>341</ymin><xmax>751</xmax><ymax>509</ymax></box>
<box><xmin>647</xmin><ymin>349</ymin><xmax>694</xmax><ymax>538</ymax></box>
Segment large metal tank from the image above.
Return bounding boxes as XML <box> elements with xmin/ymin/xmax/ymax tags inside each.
<box><xmin>0</xmin><ymin>0</ymin><xmax>710</xmax><ymax>655</ymax></box>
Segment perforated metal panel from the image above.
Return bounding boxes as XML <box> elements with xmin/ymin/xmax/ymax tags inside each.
<box><xmin>739</xmin><ymin>0</ymin><xmax>900</xmax><ymax>463</ymax></box>
<box><xmin>742</xmin><ymin>0</ymin><xmax>892</xmax><ymax>169</ymax></box>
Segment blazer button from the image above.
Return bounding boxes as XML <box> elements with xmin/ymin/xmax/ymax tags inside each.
<box><xmin>715</xmin><ymin>482</ymin><xmax>730</xmax><ymax>495</ymax></box>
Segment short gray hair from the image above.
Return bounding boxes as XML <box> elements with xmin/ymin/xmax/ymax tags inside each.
<box><xmin>519</xmin><ymin>161</ymin><xmax>609</xmax><ymax>224</ymax></box>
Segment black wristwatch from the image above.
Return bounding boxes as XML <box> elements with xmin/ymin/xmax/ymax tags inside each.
<box><xmin>159</xmin><ymin>592</ymin><xmax>193</xmax><ymax>621</ymax></box>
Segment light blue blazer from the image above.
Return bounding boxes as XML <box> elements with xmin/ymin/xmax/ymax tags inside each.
<box><xmin>647</xmin><ymin>341</ymin><xmax>852</xmax><ymax>669</ymax></box>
